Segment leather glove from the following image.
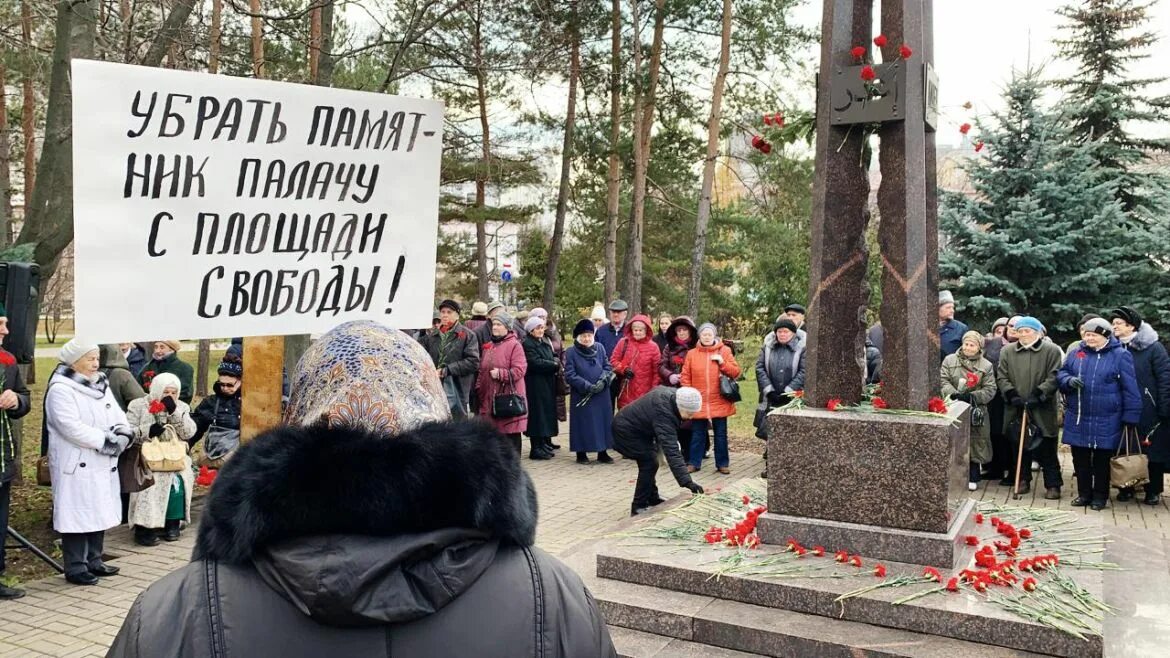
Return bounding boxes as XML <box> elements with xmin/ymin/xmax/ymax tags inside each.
<box><xmin>1024</xmin><ymin>395</ymin><xmax>1042</xmax><ymax>410</ymax></box>
<box><xmin>767</xmin><ymin>391</ymin><xmax>785</xmax><ymax>407</ymax></box>
<box><xmin>951</xmin><ymin>392</ymin><xmax>973</xmax><ymax>404</ymax></box>
<box><xmin>668</xmin><ymin>374</ymin><xmax>681</xmax><ymax>386</ymax></box>
<box><xmin>148</xmin><ymin>423</ymin><xmax>165</xmax><ymax>438</ymax></box>
<box><xmin>1005</xmin><ymin>390</ymin><xmax>1025</xmax><ymax>408</ymax></box>
<box><xmin>684</xmin><ymin>481</ymin><xmax>704</xmax><ymax>495</ymax></box>
<box><xmin>1067</xmin><ymin>377</ymin><xmax>1085</xmax><ymax>391</ymax></box>
<box><xmin>112</xmin><ymin>424</ymin><xmax>135</xmax><ymax>439</ymax></box>
<box><xmin>161</xmin><ymin>396</ymin><xmax>177</xmax><ymax>414</ymax></box>
<box><xmin>590</xmin><ymin>380</ymin><xmax>606</xmax><ymax>394</ymax></box>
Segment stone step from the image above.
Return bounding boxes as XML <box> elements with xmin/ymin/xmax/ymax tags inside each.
<box><xmin>610</xmin><ymin>626</ymin><xmax>765</xmax><ymax>658</ymax></box>
<box><xmin>594</xmin><ymin>574</ymin><xmax>1043</xmax><ymax>658</ymax></box>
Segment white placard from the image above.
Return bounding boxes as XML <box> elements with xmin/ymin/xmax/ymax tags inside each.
<box><xmin>71</xmin><ymin>60</ymin><xmax>443</xmax><ymax>343</ymax></box>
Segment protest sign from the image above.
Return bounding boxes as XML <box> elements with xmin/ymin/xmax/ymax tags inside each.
<box><xmin>71</xmin><ymin>60</ymin><xmax>443</xmax><ymax>343</ymax></box>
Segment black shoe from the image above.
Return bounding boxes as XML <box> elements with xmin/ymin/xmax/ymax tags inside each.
<box><xmin>648</xmin><ymin>495</ymin><xmax>666</xmax><ymax>506</ymax></box>
<box><xmin>1090</xmin><ymin>499</ymin><xmax>1108</xmax><ymax>511</ymax></box>
<box><xmin>597</xmin><ymin>451</ymin><xmax>614</xmax><ymax>464</ymax></box>
<box><xmin>1116</xmin><ymin>488</ymin><xmax>1136</xmax><ymax>502</ymax></box>
<box><xmin>89</xmin><ymin>563</ymin><xmax>120</xmax><ymax>577</ymax></box>
<box><xmin>134</xmin><ymin>526</ymin><xmax>160</xmax><ymax>547</ymax></box>
<box><xmin>1044</xmin><ymin>487</ymin><xmax>1061</xmax><ymax>500</ymax></box>
<box><xmin>1144</xmin><ymin>493</ymin><xmax>1162</xmax><ymax>506</ymax></box>
<box><xmin>1014</xmin><ymin>482</ymin><xmax>1031</xmax><ymax>496</ymax></box>
<box><xmin>164</xmin><ymin>520</ymin><xmax>181</xmax><ymax>542</ymax></box>
<box><xmin>0</xmin><ymin>584</ymin><xmax>25</xmax><ymax>599</ymax></box>
<box><xmin>548</xmin><ymin>441</ymin><xmax>561</xmax><ymax>450</ymax></box>
<box><xmin>630</xmin><ymin>504</ymin><xmax>651</xmax><ymax>517</ymax></box>
<box><xmin>1071</xmin><ymin>496</ymin><xmax>1091</xmax><ymax>507</ymax></box>
<box><xmin>999</xmin><ymin>477</ymin><xmax>1015</xmax><ymax>487</ymax></box>
<box><xmin>66</xmin><ymin>572</ymin><xmax>99</xmax><ymax>586</ymax></box>
<box><xmin>529</xmin><ymin>448</ymin><xmax>553</xmax><ymax>460</ymax></box>
<box><xmin>576</xmin><ymin>453</ymin><xmax>590</xmax><ymax>464</ymax></box>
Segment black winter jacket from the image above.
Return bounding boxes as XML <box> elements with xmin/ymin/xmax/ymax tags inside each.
<box><xmin>612</xmin><ymin>387</ymin><xmax>694</xmax><ymax>488</ymax></box>
<box><xmin>190</xmin><ymin>385</ymin><xmax>242</xmax><ymax>445</ymax></box>
<box><xmin>107</xmin><ymin>420</ymin><xmax>613</xmax><ymax>658</ymax></box>
<box><xmin>1121</xmin><ymin>324</ymin><xmax>1170</xmax><ymax>463</ymax></box>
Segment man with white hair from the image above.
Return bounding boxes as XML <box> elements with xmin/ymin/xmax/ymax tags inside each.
<box><xmin>938</xmin><ymin>290</ymin><xmax>969</xmax><ymax>363</ymax></box>
<box><xmin>613</xmin><ymin>386</ymin><xmax>705</xmax><ymax>516</ymax></box>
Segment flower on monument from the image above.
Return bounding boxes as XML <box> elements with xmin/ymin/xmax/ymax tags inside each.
<box><xmin>794</xmin><ymin>546</ymin><xmax>807</xmax><ymax>557</ymax></box>
<box><xmin>793</xmin><ymin>390</ymin><xmax>804</xmax><ymax>398</ymax></box>
<box><xmin>1018</xmin><ymin>559</ymin><xmax>1032</xmax><ymax>571</ymax></box>
<box><xmin>945</xmin><ymin>577</ymin><xmax>959</xmax><ymax>592</ymax></box>
<box><xmin>148</xmin><ymin>400</ymin><xmax>166</xmax><ymax>414</ymax></box>
<box><xmin>826</xmin><ymin>398</ymin><xmax>843</xmax><ymax>411</ymax></box>
<box><xmin>849</xmin><ymin>555</ymin><xmax>863</xmax><ymax>568</ymax></box>
<box><xmin>785</xmin><ymin>538</ymin><xmax>801</xmax><ymax>552</ymax></box>
<box><xmin>899</xmin><ymin>43</ymin><xmax>913</xmax><ymax>59</ymax></box>
<box><xmin>959</xmin><ymin>122</ymin><xmax>972</xmax><ymax>135</ymax></box>
<box><xmin>835</xmin><ymin>550</ymin><xmax>849</xmax><ymax>563</ymax></box>
<box><xmin>928</xmin><ymin>397</ymin><xmax>948</xmax><ymax>414</ymax></box>
<box><xmin>973</xmin><ymin>580</ymin><xmax>988</xmax><ymax>593</ymax></box>
<box><xmin>990</xmin><ymin>516</ymin><xmax>1001</xmax><ymax>527</ymax></box>
<box><xmin>974</xmin><ymin>141</ymin><xmax>984</xmax><ymax>152</ymax></box>
<box><xmin>873</xmin><ymin>564</ymin><xmax>887</xmax><ymax>578</ymax></box>
<box><xmin>851</xmin><ymin>45</ymin><xmax>865</xmax><ymax>59</ymax></box>
<box><xmin>974</xmin><ymin>513</ymin><xmax>984</xmax><ymax>524</ymax></box>
<box><xmin>705</xmin><ymin>527</ymin><xmax>724</xmax><ymax>543</ymax></box>
<box><xmin>1009</xmin><ymin>536</ymin><xmax>1021</xmax><ymax>549</ymax></box>
<box><xmin>873</xmin><ymin>34</ymin><xmax>888</xmax><ymax>47</ymax></box>
<box><xmin>745</xmin><ymin>534</ymin><xmax>761</xmax><ymax>549</ymax></box>
<box><xmin>743</xmin><ymin>494</ymin><xmax>752</xmax><ymax>505</ymax></box>
<box><xmin>860</xmin><ymin>65</ymin><xmax>876</xmax><ymax>82</ymax></box>
<box><xmin>1022</xmin><ymin>577</ymin><xmax>1038</xmax><ymax>592</ymax></box>
<box><xmin>964</xmin><ymin>535</ymin><xmax>979</xmax><ymax>546</ymax></box>
<box><xmin>922</xmin><ymin>567</ymin><xmax>942</xmax><ymax>582</ymax></box>
<box><xmin>813</xmin><ymin>545</ymin><xmax>826</xmax><ymax>557</ymax></box>
<box><xmin>871</xmin><ymin>397</ymin><xmax>889</xmax><ymax>409</ymax></box>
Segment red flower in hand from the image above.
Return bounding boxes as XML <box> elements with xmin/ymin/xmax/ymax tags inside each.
<box><xmin>959</xmin><ymin>123</ymin><xmax>972</xmax><ymax>135</ymax></box>
<box><xmin>873</xmin><ymin>34</ymin><xmax>888</xmax><ymax>47</ymax></box>
<box><xmin>872</xmin><ymin>397</ymin><xmax>889</xmax><ymax>410</ymax></box>
<box><xmin>899</xmin><ymin>43</ymin><xmax>913</xmax><ymax>59</ymax></box>
<box><xmin>1077</xmin><ymin>351</ymin><xmax>1086</xmax><ymax>359</ymax></box>
<box><xmin>928</xmin><ymin>397</ymin><xmax>948</xmax><ymax>414</ymax></box>
<box><xmin>195</xmin><ymin>466</ymin><xmax>218</xmax><ymax>487</ymax></box>
<box><xmin>860</xmin><ymin>65</ymin><xmax>876</xmax><ymax>82</ymax></box>
<box><xmin>873</xmin><ymin>564</ymin><xmax>887</xmax><ymax>578</ymax></box>
<box><xmin>965</xmin><ymin>372</ymin><xmax>980</xmax><ymax>389</ymax></box>
<box><xmin>148</xmin><ymin>400</ymin><xmax>166</xmax><ymax>414</ymax></box>
<box><xmin>0</xmin><ymin>351</ymin><xmax>15</xmax><ymax>368</ymax></box>
<box><xmin>851</xmin><ymin>46</ymin><xmax>865</xmax><ymax>59</ymax></box>
<box><xmin>826</xmin><ymin>398</ymin><xmax>843</xmax><ymax>411</ymax></box>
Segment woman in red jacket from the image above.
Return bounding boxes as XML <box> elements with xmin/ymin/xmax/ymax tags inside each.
<box><xmin>476</xmin><ymin>312</ymin><xmax>528</xmax><ymax>453</ymax></box>
<box><xmin>610</xmin><ymin>314</ymin><xmax>661</xmax><ymax>409</ymax></box>
<box><xmin>680</xmin><ymin>322</ymin><xmax>741</xmax><ymax>473</ymax></box>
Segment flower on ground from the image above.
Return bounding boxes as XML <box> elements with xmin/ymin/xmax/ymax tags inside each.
<box><xmin>964</xmin><ymin>535</ymin><xmax>979</xmax><ymax>546</ymax></box>
<box><xmin>745</xmin><ymin>534</ymin><xmax>761</xmax><ymax>549</ymax></box>
<box><xmin>928</xmin><ymin>397</ymin><xmax>948</xmax><ymax>414</ymax></box>
<box><xmin>945</xmin><ymin>577</ymin><xmax>959</xmax><ymax>592</ymax></box>
<box><xmin>743</xmin><ymin>494</ymin><xmax>752</xmax><ymax>505</ymax></box>
<box><xmin>860</xmin><ymin>65</ymin><xmax>876</xmax><ymax>82</ymax></box>
<box><xmin>974</xmin><ymin>513</ymin><xmax>984</xmax><ymax>524</ymax></box>
<box><xmin>836</xmin><ymin>550</ymin><xmax>849</xmax><ymax>562</ymax></box>
<box><xmin>813</xmin><ymin>546</ymin><xmax>826</xmax><ymax>557</ymax></box>
<box><xmin>922</xmin><ymin>567</ymin><xmax>942</xmax><ymax>582</ymax></box>
<box><xmin>827</xmin><ymin>398</ymin><xmax>843</xmax><ymax>411</ymax></box>
<box><xmin>899</xmin><ymin>43</ymin><xmax>913</xmax><ymax>58</ymax></box>
<box><xmin>1022</xmin><ymin>577</ymin><xmax>1038</xmax><ymax>592</ymax></box>
<box><xmin>990</xmin><ymin>517</ymin><xmax>1001</xmax><ymax>527</ymax></box>
<box><xmin>873</xmin><ymin>34</ymin><xmax>888</xmax><ymax>47</ymax></box>
<box><xmin>851</xmin><ymin>46</ymin><xmax>865</xmax><ymax>59</ymax></box>
<box><xmin>872</xmin><ymin>397</ymin><xmax>889</xmax><ymax>409</ymax></box>
<box><xmin>874</xmin><ymin>564</ymin><xmax>887</xmax><ymax>578</ymax></box>
<box><xmin>849</xmin><ymin>555</ymin><xmax>863</xmax><ymax>568</ymax></box>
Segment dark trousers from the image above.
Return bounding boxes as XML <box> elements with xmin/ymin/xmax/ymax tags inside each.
<box><xmin>60</xmin><ymin>531</ymin><xmax>106</xmax><ymax>577</ymax></box>
<box><xmin>987</xmin><ymin>397</ymin><xmax>1007</xmax><ymax>476</ymax></box>
<box><xmin>1072</xmin><ymin>447</ymin><xmax>1112</xmax><ymax>501</ymax></box>
<box><xmin>1010</xmin><ymin>436</ymin><xmax>1063</xmax><ymax>489</ymax></box>
<box><xmin>1148</xmin><ymin>461</ymin><xmax>1166</xmax><ymax>495</ymax></box>
<box><xmin>614</xmin><ymin>432</ymin><xmax>659</xmax><ymax>507</ymax></box>
<box><xmin>505</xmin><ymin>433</ymin><xmax>522</xmax><ymax>454</ymax></box>
<box><xmin>0</xmin><ymin>481</ymin><xmax>10</xmax><ymax>573</ymax></box>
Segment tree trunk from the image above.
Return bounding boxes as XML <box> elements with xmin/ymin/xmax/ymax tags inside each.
<box><xmin>686</xmin><ymin>0</ymin><xmax>732</xmax><ymax>318</ymax></box>
<box><xmin>209</xmin><ymin>0</ymin><xmax>222</xmax><ymax>73</ymax></box>
<box><xmin>542</xmin><ymin>2</ymin><xmax>579</xmax><ymax>311</ymax></box>
<box><xmin>316</xmin><ymin>0</ymin><xmax>335</xmax><ymax>87</ymax></box>
<box><xmin>120</xmin><ymin>0</ymin><xmax>134</xmax><ymax>60</ymax></box>
<box><xmin>472</xmin><ymin>3</ymin><xmax>491</xmax><ymax>301</ymax></box>
<box><xmin>0</xmin><ymin>59</ymin><xmax>12</xmax><ymax>248</ymax></box>
<box><xmin>309</xmin><ymin>5</ymin><xmax>321</xmax><ymax>81</ymax></box>
<box><xmin>196</xmin><ymin>339</ymin><xmax>211</xmax><ymax>398</ymax></box>
<box><xmin>17</xmin><ymin>0</ymin><xmax>98</xmax><ymax>278</ymax></box>
<box><xmin>250</xmin><ymin>0</ymin><xmax>265</xmax><ymax>78</ymax></box>
<box><xmin>622</xmin><ymin>0</ymin><xmax>665</xmax><ymax>313</ymax></box>
<box><xmin>21</xmin><ymin>0</ymin><xmax>36</xmax><ymax>208</ymax></box>
<box><xmin>603</xmin><ymin>0</ymin><xmax>621</xmax><ymax>303</ymax></box>
<box><xmin>142</xmin><ymin>0</ymin><xmax>197</xmax><ymax>68</ymax></box>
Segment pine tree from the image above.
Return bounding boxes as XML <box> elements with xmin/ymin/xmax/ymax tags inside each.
<box><xmin>940</xmin><ymin>69</ymin><xmax>1141</xmax><ymax>340</ymax></box>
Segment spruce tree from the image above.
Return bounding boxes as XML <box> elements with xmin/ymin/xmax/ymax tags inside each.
<box><xmin>940</xmin><ymin>69</ymin><xmax>1136</xmax><ymax>340</ymax></box>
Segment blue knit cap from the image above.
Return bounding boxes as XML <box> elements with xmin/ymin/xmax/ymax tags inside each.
<box><xmin>1015</xmin><ymin>316</ymin><xmax>1043</xmax><ymax>333</ymax></box>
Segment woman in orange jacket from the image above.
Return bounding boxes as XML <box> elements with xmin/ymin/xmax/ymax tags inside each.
<box><xmin>680</xmin><ymin>323</ymin><xmax>740</xmax><ymax>473</ymax></box>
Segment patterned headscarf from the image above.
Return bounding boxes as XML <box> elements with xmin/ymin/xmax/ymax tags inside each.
<box><xmin>283</xmin><ymin>320</ymin><xmax>450</xmax><ymax>434</ymax></box>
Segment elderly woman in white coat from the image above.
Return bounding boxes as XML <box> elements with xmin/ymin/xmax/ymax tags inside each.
<box><xmin>126</xmin><ymin>373</ymin><xmax>196</xmax><ymax>546</ymax></box>
<box><xmin>46</xmin><ymin>340</ymin><xmax>133</xmax><ymax>586</ymax></box>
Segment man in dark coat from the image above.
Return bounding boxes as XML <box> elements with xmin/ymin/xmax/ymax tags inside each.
<box><xmin>138</xmin><ymin>341</ymin><xmax>195</xmax><ymax>403</ymax></box>
<box><xmin>418</xmin><ymin>300</ymin><xmax>480</xmax><ymax>418</ymax></box>
<box><xmin>597</xmin><ymin>300</ymin><xmax>629</xmax><ymax>409</ymax></box>
<box><xmin>996</xmin><ymin>316</ymin><xmax>1063</xmax><ymax>498</ymax></box>
<box><xmin>120</xmin><ymin>343</ymin><xmax>148</xmax><ymax>377</ymax></box>
<box><xmin>1111</xmin><ymin>306</ymin><xmax>1170</xmax><ymax>505</ymax></box>
<box><xmin>0</xmin><ymin>305</ymin><xmax>32</xmax><ymax>599</ymax></box>
<box><xmin>107</xmin><ymin>322</ymin><xmax>615</xmax><ymax>658</ymax></box>
<box><xmin>938</xmin><ymin>290</ymin><xmax>969</xmax><ymax>363</ymax></box>
<box><xmin>982</xmin><ymin>315</ymin><xmax>1019</xmax><ymax>480</ymax></box>
<box><xmin>612</xmin><ymin>386</ymin><xmax>705</xmax><ymax>516</ymax></box>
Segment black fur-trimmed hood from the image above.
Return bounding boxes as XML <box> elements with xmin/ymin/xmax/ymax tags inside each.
<box><xmin>194</xmin><ymin>419</ymin><xmax>538</xmax><ymax>566</ymax></box>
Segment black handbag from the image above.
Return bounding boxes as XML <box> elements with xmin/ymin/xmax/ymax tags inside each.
<box><xmin>492</xmin><ymin>377</ymin><xmax>527</xmax><ymax>419</ymax></box>
<box><xmin>719</xmin><ymin>374</ymin><xmax>742</xmax><ymax>402</ymax></box>
<box><xmin>1009</xmin><ymin>418</ymin><xmax>1044</xmax><ymax>452</ymax></box>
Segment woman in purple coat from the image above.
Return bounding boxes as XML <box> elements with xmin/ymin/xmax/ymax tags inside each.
<box><xmin>564</xmin><ymin>319</ymin><xmax>614</xmax><ymax>464</ymax></box>
<box><xmin>476</xmin><ymin>312</ymin><xmax>528</xmax><ymax>453</ymax></box>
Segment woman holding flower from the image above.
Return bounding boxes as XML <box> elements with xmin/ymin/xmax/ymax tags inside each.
<box><xmin>126</xmin><ymin>373</ymin><xmax>197</xmax><ymax>545</ymax></box>
<box><xmin>940</xmin><ymin>331</ymin><xmax>997</xmax><ymax>491</ymax></box>
<box><xmin>565</xmin><ymin>319</ymin><xmax>614</xmax><ymax>464</ymax></box>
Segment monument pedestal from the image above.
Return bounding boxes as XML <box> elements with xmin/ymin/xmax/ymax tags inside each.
<box><xmin>756</xmin><ymin>404</ymin><xmax>973</xmax><ymax>568</ymax></box>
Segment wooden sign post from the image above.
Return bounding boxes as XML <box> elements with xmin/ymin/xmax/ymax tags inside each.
<box><xmin>241</xmin><ymin>336</ymin><xmax>285</xmax><ymax>442</ymax></box>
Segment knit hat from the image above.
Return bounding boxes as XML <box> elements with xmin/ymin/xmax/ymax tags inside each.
<box><xmin>783</xmin><ymin>303</ymin><xmax>806</xmax><ymax>315</ymax></box>
<box><xmin>1081</xmin><ymin>317</ymin><xmax>1113</xmax><ymax>338</ymax></box>
<box><xmin>992</xmin><ymin>317</ymin><xmax>1009</xmax><ymax>330</ymax></box>
<box><xmin>573</xmin><ymin>318</ymin><xmax>596</xmax><ymax>338</ymax></box>
<box><xmin>675</xmin><ymin>387</ymin><xmax>703</xmax><ymax>414</ymax></box>
<box><xmin>590</xmin><ymin>305</ymin><xmax>606</xmax><ymax>322</ymax></box>
<box><xmin>939</xmin><ymin>290</ymin><xmax>955</xmax><ymax>306</ymax></box>
<box><xmin>961</xmin><ymin>330</ymin><xmax>984</xmax><ymax>348</ymax></box>
<box><xmin>486</xmin><ymin>300</ymin><xmax>505</xmax><ymax>314</ymax></box>
<box><xmin>524</xmin><ymin>316</ymin><xmax>546</xmax><ymax>333</ymax></box>
<box><xmin>284</xmin><ymin>320</ymin><xmax>448</xmax><ymax>433</ymax></box>
<box><xmin>149</xmin><ymin>373</ymin><xmax>182</xmax><ymax>401</ymax></box>
<box><xmin>774</xmin><ymin>318</ymin><xmax>799</xmax><ymax>333</ymax></box>
<box><xmin>217</xmin><ymin>356</ymin><xmax>243</xmax><ymax>378</ymax></box>
<box><xmin>529</xmin><ymin>307</ymin><xmax>549</xmax><ymax>320</ymax></box>
<box><xmin>471</xmin><ymin>301</ymin><xmax>489</xmax><ymax>316</ymax></box>
<box><xmin>1109</xmin><ymin>306</ymin><xmax>1143</xmax><ymax>330</ymax></box>
<box><xmin>59</xmin><ymin>339</ymin><xmax>100</xmax><ymax>366</ymax></box>
<box><xmin>698</xmin><ymin>322</ymin><xmax>718</xmax><ymax>337</ymax></box>
<box><xmin>438</xmin><ymin>299</ymin><xmax>461</xmax><ymax>314</ymax></box>
<box><xmin>1014</xmin><ymin>316</ymin><xmax>1043</xmax><ymax>333</ymax></box>
<box><xmin>491</xmin><ymin>312</ymin><xmax>514</xmax><ymax>331</ymax></box>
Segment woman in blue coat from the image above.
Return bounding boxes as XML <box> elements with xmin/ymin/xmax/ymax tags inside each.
<box><xmin>1058</xmin><ymin>318</ymin><xmax>1142</xmax><ymax>510</ymax></box>
<box><xmin>564</xmin><ymin>319</ymin><xmax>615</xmax><ymax>464</ymax></box>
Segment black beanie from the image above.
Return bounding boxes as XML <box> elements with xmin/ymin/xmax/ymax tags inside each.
<box><xmin>438</xmin><ymin>299</ymin><xmax>462</xmax><ymax>314</ymax></box>
<box><xmin>774</xmin><ymin>318</ymin><xmax>799</xmax><ymax>333</ymax></box>
<box><xmin>1109</xmin><ymin>306</ymin><xmax>1143</xmax><ymax>330</ymax></box>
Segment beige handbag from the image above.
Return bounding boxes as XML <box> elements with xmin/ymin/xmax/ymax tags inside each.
<box><xmin>141</xmin><ymin>425</ymin><xmax>188</xmax><ymax>472</ymax></box>
<box><xmin>1110</xmin><ymin>427</ymin><xmax>1149</xmax><ymax>489</ymax></box>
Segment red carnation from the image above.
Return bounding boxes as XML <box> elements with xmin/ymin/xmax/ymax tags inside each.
<box><xmin>899</xmin><ymin>43</ymin><xmax>912</xmax><ymax>59</ymax></box>
<box><xmin>851</xmin><ymin>46</ymin><xmax>865</xmax><ymax>59</ymax></box>
<box><xmin>965</xmin><ymin>372</ymin><xmax>980</xmax><ymax>389</ymax></box>
<box><xmin>922</xmin><ymin>567</ymin><xmax>942</xmax><ymax>582</ymax></box>
<box><xmin>860</xmin><ymin>65</ymin><xmax>876</xmax><ymax>82</ymax></box>
<box><xmin>873</xmin><ymin>34</ymin><xmax>888</xmax><ymax>47</ymax></box>
<box><xmin>195</xmin><ymin>466</ymin><xmax>218</xmax><ymax>487</ymax></box>
<box><xmin>872</xmin><ymin>397</ymin><xmax>889</xmax><ymax>410</ymax></box>
<box><xmin>959</xmin><ymin>123</ymin><xmax>971</xmax><ymax>135</ymax></box>
<box><xmin>1022</xmin><ymin>577</ymin><xmax>1038</xmax><ymax>592</ymax></box>
<box><xmin>974</xmin><ymin>513</ymin><xmax>984</xmax><ymax>524</ymax></box>
<box><xmin>849</xmin><ymin>555</ymin><xmax>862</xmax><ymax>568</ymax></box>
<box><xmin>794</xmin><ymin>546</ymin><xmax>807</xmax><ymax>557</ymax></box>
<box><xmin>148</xmin><ymin>400</ymin><xmax>166</xmax><ymax>414</ymax></box>
<box><xmin>928</xmin><ymin>397</ymin><xmax>948</xmax><ymax>414</ymax></box>
<box><xmin>991</xmin><ymin>517</ymin><xmax>1001</xmax><ymax>526</ymax></box>
<box><xmin>826</xmin><ymin>398</ymin><xmax>843</xmax><ymax>411</ymax></box>
<box><xmin>1077</xmin><ymin>351</ymin><xmax>1086</xmax><ymax>359</ymax></box>
<box><xmin>813</xmin><ymin>546</ymin><xmax>825</xmax><ymax>557</ymax></box>
<box><xmin>835</xmin><ymin>550</ymin><xmax>849</xmax><ymax>563</ymax></box>
<box><xmin>772</xmin><ymin>113</ymin><xmax>785</xmax><ymax>127</ymax></box>
<box><xmin>974</xmin><ymin>141</ymin><xmax>984</xmax><ymax>153</ymax></box>
<box><xmin>945</xmin><ymin>577</ymin><xmax>959</xmax><ymax>592</ymax></box>
<box><xmin>745</xmin><ymin>534</ymin><xmax>761</xmax><ymax>549</ymax></box>
<box><xmin>964</xmin><ymin>535</ymin><xmax>979</xmax><ymax>546</ymax></box>
<box><xmin>763</xmin><ymin>114</ymin><xmax>773</xmax><ymax>126</ymax></box>
<box><xmin>0</xmin><ymin>351</ymin><xmax>15</xmax><ymax>368</ymax></box>
<box><xmin>751</xmin><ymin>134</ymin><xmax>763</xmax><ymax>148</ymax></box>
<box><xmin>743</xmin><ymin>494</ymin><xmax>752</xmax><ymax>505</ymax></box>
<box><xmin>758</xmin><ymin>141</ymin><xmax>772</xmax><ymax>155</ymax></box>
<box><xmin>873</xmin><ymin>564</ymin><xmax>887</xmax><ymax>578</ymax></box>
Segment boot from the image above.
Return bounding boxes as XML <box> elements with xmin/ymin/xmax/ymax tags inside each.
<box><xmin>548</xmin><ymin>440</ymin><xmax>561</xmax><ymax>450</ymax></box>
<box><xmin>1116</xmin><ymin>487</ymin><xmax>1135</xmax><ymax>502</ymax></box>
<box><xmin>164</xmin><ymin>519</ymin><xmax>181</xmax><ymax>542</ymax></box>
<box><xmin>134</xmin><ymin>525</ymin><xmax>160</xmax><ymax>547</ymax></box>
<box><xmin>597</xmin><ymin>451</ymin><xmax>614</xmax><ymax>464</ymax></box>
<box><xmin>529</xmin><ymin>437</ymin><xmax>552</xmax><ymax>460</ymax></box>
<box><xmin>0</xmin><ymin>584</ymin><xmax>25</xmax><ymax>600</ymax></box>
<box><xmin>1044</xmin><ymin>487</ymin><xmax>1061</xmax><ymax>500</ymax></box>
<box><xmin>630</xmin><ymin>503</ymin><xmax>651</xmax><ymax>517</ymax></box>
<box><xmin>576</xmin><ymin>452</ymin><xmax>590</xmax><ymax>464</ymax></box>
<box><xmin>1144</xmin><ymin>493</ymin><xmax>1162</xmax><ymax>506</ymax></box>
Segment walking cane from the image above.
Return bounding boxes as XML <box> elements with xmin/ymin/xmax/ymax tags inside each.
<box><xmin>1012</xmin><ymin>409</ymin><xmax>1029</xmax><ymax>500</ymax></box>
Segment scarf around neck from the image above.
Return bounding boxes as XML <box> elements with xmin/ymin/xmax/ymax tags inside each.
<box><xmin>53</xmin><ymin>363</ymin><xmax>110</xmax><ymax>396</ymax></box>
